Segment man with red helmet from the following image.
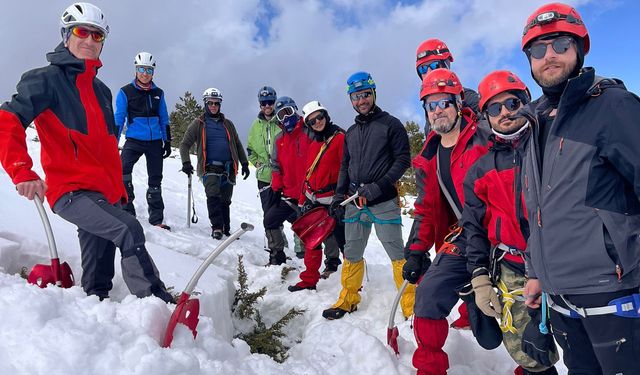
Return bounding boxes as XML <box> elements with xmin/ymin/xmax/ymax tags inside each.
<box><xmin>465</xmin><ymin>70</ymin><xmax>558</xmax><ymax>375</ymax></box>
<box><xmin>404</xmin><ymin>68</ymin><xmax>492</xmax><ymax>375</ymax></box>
<box><xmin>415</xmin><ymin>38</ymin><xmax>480</xmax><ymax>114</ymax></box>
<box><xmin>519</xmin><ymin>3</ymin><xmax>640</xmax><ymax>373</ymax></box>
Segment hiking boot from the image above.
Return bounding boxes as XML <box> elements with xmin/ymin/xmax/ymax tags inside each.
<box><xmin>320</xmin><ymin>257</ymin><xmax>341</xmax><ymax>279</ymax></box>
<box><xmin>223</xmin><ymin>229</ymin><xmax>231</xmax><ymax>237</ymax></box>
<box><xmin>155</xmin><ymin>223</ymin><xmax>171</xmax><ymax>231</ymax></box>
<box><xmin>211</xmin><ymin>229</ymin><xmax>223</xmax><ymax>240</ymax></box>
<box><xmin>288</xmin><ymin>284</ymin><xmax>316</xmax><ymax>292</ymax></box>
<box><xmin>322</xmin><ymin>305</ymin><xmax>357</xmax><ymax>320</ymax></box>
<box><xmin>269</xmin><ymin>250</ymin><xmax>287</xmax><ymax>266</ymax></box>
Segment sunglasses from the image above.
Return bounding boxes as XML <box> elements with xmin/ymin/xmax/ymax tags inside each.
<box><xmin>486</xmin><ymin>98</ymin><xmax>522</xmax><ymax>117</ymax></box>
<box><xmin>527</xmin><ymin>36</ymin><xmax>574</xmax><ymax>59</ymax></box>
<box><xmin>206</xmin><ymin>101</ymin><xmax>221</xmax><ymax>107</ymax></box>
<box><xmin>71</xmin><ymin>26</ymin><xmax>105</xmax><ymax>43</ymax></box>
<box><xmin>276</xmin><ymin>106</ymin><xmax>296</xmax><ymax>121</ymax></box>
<box><xmin>260</xmin><ymin>100</ymin><xmax>275</xmax><ymax>107</ymax></box>
<box><xmin>424</xmin><ymin>98</ymin><xmax>456</xmax><ymax>112</ymax></box>
<box><xmin>349</xmin><ymin>91</ymin><xmax>373</xmax><ymax>102</ymax></box>
<box><xmin>306</xmin><ymin>112</ymin><xmax>325</xmax><ymax>126</ymax></box>
<box><xmin>136</xmin><ymin>66</ymin><xmax>154</xmax><ymax>75</ymax></box>
<box><xmin>417</xmin><ymin>60</ymin><xmax>449</xmax><ymax>76</ymax></box>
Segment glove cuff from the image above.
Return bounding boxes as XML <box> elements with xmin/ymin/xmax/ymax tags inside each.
<box><xmin>471</xmin><ymin>274</ymin><xmax>492</xmax><ymax>288</ymax></box>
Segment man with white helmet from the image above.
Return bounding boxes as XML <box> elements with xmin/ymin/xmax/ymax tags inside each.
<box><xmin>0</xmin><ymin>2</ymin><xmax>174</xmax><ymax>303</ymax></box>
<box><xmin>114</xmin><ymin>51</ymin><xmax>171</xmax><ymax>230</ymax></box>
<box><xmin>179</xmin><ymin>88</ymin><xmax>249</xmax><ymax>240</ymax></box>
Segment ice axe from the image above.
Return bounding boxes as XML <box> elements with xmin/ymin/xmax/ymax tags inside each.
<box><xmin>27</xmin><ymin>195</ymin><xmax>74</xmax><ymax>288</ymax></box>
<box><xmin>186</xmin><ymin>174</ymin><xmax>198</xmax><ymax>228</ymax></box>
<box><xmin>387</xmin><ymin>279</ymin><xmax>409</xmax><ymax>356</ymax></box>
<box><xmin>162</xmin><ymin>222</ymin><xmax>254</xmax><ymax>348</ymax></box>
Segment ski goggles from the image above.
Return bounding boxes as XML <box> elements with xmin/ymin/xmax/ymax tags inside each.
<box><xmin>276</xmin><ymin>106</ymin><xmax>296</xmax><ymax>121</ymax></box>
<box><xmin>306</xmin><ymin>112</ymin><xmax>325</xmax><ymax>126</ymax></box>
<box><xmin>417</xmin><ymin>60</ymin><xmax>449</xmax><ymax>76</ymax></box>
<box><xmin>486</xmin><ymin>98</ymin><xmax>522</xmax><ymax>117</ymax></box>
<box><xmin>423</xmin><ymin>98</ymin><xmax>456</xmax><ymax>112</ymax></box>
<box><xmin>136</xmin><ymin>66</ymin><xmax>155</xmax><ymax>75</ymax></box>
<box><xmin>527</xmin><ymin>35</ymin><xmax>574</xmax><ymax>59</ymax></box>
<box><xmin>71</xmin><ymin>26</ymin><xmax>106</xmax><ymax>43</ymax></box>
<box><xmin>260</xmin><ymin>100</ymin><xmax>275</xmax><ymax>107</ymax></box>
<box><xmin>206</xmin><ymin>100</ymin><xmax>221</xmax><ymax>107</ymax></box>
<box><xmin>349</xmin><ymin>90</ymin><xmax>373</xmax><ymax>102</ymax></box>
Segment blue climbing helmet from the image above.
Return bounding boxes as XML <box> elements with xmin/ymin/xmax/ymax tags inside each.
<box><xmin>258</xmin><ymin>86</ymin><xmax>277</xmax><ymax>102</ymax></box>
<box><xmin>346</xmin><ymin>71</ymin><xmax>376</xmax><ymax>94</ymax></box>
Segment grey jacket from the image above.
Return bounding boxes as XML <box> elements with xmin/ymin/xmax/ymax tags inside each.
<box><xmin>520</xmin><ymin>67</ymin><xmax>640</xmax><ymax>295</ymax></box>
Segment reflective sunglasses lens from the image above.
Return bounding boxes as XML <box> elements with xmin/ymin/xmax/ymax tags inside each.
<box><xmin>417</xmin><ymin>64</ymin><xmax>430</xmax><ymax>75</ymax></box>
<box><xmin>505</xmin><ymin>98</ymin><xmax>521</xmax><ymax>111</ymax></box>
<box><xmin>486</xmin><ymin>103</ymin><xmax>503</xmax><ymax>117</ymax></box>
<box><xmin>552</xmin><ymin>37</ymin><xmax>572</xmax><ymax>54</ymax></box>
<box><xmin>428</xmin><ymin>61</ymin><xmax>442</xmax><ymax>70</ymax></box>
<box><xmin>528</xmin><ymin>43</ymin><xmax>548</xmax><ymax>59</ymax></box>
<box><xmin>206</xmin><ymin>101</ymin><xmax>221</xmax><ymax>107</ymax></box>
<box><xmin>72</xmin><ymin>26</ymin><xmax>90</xmax><ymax>38</ymax></box>
<box><xmin>307</xmin><ymin>113</ymin><xmax>325</xmax><ymax>126</ymax></box>
<box><xmin>137</xmin><ymin>67</ymin><xmax>154</xmax><ymax>74</ymax></box>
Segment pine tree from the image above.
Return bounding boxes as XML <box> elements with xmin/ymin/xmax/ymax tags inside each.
<box><xmin>399</xmin><ymin>120</ymin><xmax>426</xmax><ymax>197</ymax></box>
<box><xmin>169</xmin><ymin>91</ymin><xmax>203</xmax><ymax>154</ymax></box>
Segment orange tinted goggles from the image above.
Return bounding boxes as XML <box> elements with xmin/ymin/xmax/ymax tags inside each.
<box><xmin>71</xmin><ymin>26</ymin><xmax>106</xmax><ymax>43</ymax></box>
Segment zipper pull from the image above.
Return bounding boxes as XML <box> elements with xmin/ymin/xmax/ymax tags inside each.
<box><xmin>616</xmin><ymin>338</ymin><xmax>626</xmax><ymax>352</ymax></box>
<box><xmin>559</xmin><ymin>137</ymin><xmax>564</xmax><ymax>155</ymax></box>
<box><xmin>537</xmin><ymin>207</ymin><xmax>542</xmax><ymax>227</ymax></box>
<box><xmin>616</xmin><ymin>264</ymin><xmax>622</xmax><ymax>282</ymax></box>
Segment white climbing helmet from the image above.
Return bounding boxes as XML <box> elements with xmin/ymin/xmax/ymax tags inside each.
<box><xmin>203</xmin><ymin>88</ymin><xmax>223</xmax><ymax>101</ymax></box>
<box><xmin>134</xmin><ymin>52</ymin><xmax>156</xmax><ymax>67</ymax></box>
<box><xmin>60</xmin><ymin>2</ymin><xmax>109</xmax><ymax>36</ymax></box>
<box><xmin>302</xmin><ymin>100</ymin><xmax>327</xmax><ymax>123</ymax></box>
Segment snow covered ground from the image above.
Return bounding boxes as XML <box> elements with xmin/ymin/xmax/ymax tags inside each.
<box><xmin>0</xmin><ymin>128</ymin><xmax>568</xmax><ymax>374</ymax></box>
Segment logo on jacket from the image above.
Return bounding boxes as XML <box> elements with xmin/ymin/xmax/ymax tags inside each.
<box><xmin>154</xmin><ymin>96</ymin><xmax>160</xmax><ymax>100</ymax></box>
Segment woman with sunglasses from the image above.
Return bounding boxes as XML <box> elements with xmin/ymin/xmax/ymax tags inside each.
<box><xmin>0</xmin><ymin>2</ymin><xmax>175</xmax><ymax>304</ymax></box>
<box><xmin>520</xmin><ymin>4</ymin><xmax>640</xmax><ymax>374</ymax></box>
<box><xmin>287</xmin><ymin>101</ymin><xmax>345</xmax><ymax>292</ymax></box>
<box><xmin>114</xmin><ymin>52</ymin><xmax>171</xmax><ymax>230</ymax></box>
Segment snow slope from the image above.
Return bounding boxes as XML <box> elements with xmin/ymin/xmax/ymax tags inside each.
<box><xmin>0</xmin><ymin>128</ymin><xmax>567</xmax><ymax>375</ymax></box>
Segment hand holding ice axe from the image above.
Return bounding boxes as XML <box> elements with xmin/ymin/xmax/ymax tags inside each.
<box><xmin>27</xmin><ymin>195</ymin><xmax>74</xmax><ymax>288</ymax></box>
<box><xmin>162</xmin><ymin>222</ymin><xmax>254</xmax><ymax>348</ymax></box>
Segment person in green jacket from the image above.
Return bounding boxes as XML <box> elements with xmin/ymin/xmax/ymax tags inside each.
<box><xmin>247</xmin><ymin>86</ymin><xmax>300</xmax><ymax>256</ymax></box>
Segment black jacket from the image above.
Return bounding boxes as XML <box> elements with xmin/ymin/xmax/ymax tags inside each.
<box><xmin>336</xmin><ymin>106</ymin><xmax>410</xmax><ymax>206</ymax></box>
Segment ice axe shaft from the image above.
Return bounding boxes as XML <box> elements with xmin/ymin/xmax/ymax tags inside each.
<box><xmin>387</xmin><ymin>279</ymin><xmax>409</xmax><ymax>355</ymax></box>
<box><xmin>162</xmin><ymin>222</ymin><xmax>254</xmax><ymax>348</ymax></box>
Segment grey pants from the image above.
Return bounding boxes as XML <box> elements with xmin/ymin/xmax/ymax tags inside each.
<box><xmin>53</xmin><ymin>190</ymin><xmax>169</xmax><ymax>301</ymax></box>
<box><xmin>343</xmin><ymin>198</ymin><xmax>404</xmax><ymax>263</ymax></box>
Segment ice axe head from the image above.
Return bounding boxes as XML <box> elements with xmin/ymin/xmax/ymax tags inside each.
<box><xmin>162</xmin><ymin>292</ymin><xmax>200</xmax><ymax>348</ymax></box>
<box><xmin>387</xmin><ymin>326</ymin><xmax>400</xmax><ymax>356</ymax></box>
<box><xmin>27</xmin><ymin>258</ymin><xmax>74</xmax><ymax>288</ymax></box>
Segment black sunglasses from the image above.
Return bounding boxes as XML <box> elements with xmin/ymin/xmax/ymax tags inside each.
<box><xmin>423</xmin><ymin>98</ymin><xmax>455</xmax><ymax>112</ymax></box>
<box><xmin>486</xmin><ymin>98</ymin><xmax>522</xmax><ymax>117</ymax></box>
<box><xmin>206</xmin><ymin>101</ymin><xmax>221</xmax><ymax>107</ymax></box>
<box><xmin>260</xmin><ymin>100</ymin><xmax>275</xmax><ymax>107</ymax></box>
<box><xmin>306</xmin><ymin>112</ymin><xmax>325</xmax><ymax>126</ymax></box>
<box><xmin>527</xmin><ymin>36</ymin><xmax>574</xmax><ymax>59</ymax></box>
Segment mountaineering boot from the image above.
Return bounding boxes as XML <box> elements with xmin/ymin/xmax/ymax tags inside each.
<box><xmin>322</xmin><ymin>259</ymin><xmax>365</xmax><ymax>320</ymax></box>
<box><xmin>269</xmin><ymin>249</ymin><xmax>287</xmax><ymax>265</ymax></box>
<box><xmin>288</xmin><ymin>284</ymin><xmax>316</xmax><ymax>292</ymax></box>
<box><xmin>320</xmin><ymin>257</ymin><xmax>341</xmax><ymax>279</ymax></box>
<box><xmin>392</xmin><ymin>259</ymin><xmax>417</xmax><ymax>318</ymax></box>
<box><xmin>211</xmin><ymin>228</ymin><xmax>223</xmax><ymax>240</ymax></box>
<box><xmin>413</xmin><ymin>317</ymin><xmax>449</xmax><ymax>375</ymax></box>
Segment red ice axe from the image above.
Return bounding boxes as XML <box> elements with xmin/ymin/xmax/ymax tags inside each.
<box><xmin>387</xmin><ymin>279</ymin><xmax>409</xmax><ymax>356</ymax></box>
<box><xmin>162</xmin><ymin>222</ymin><xmax>254</xmax><ymax>348</ymax></box>
<box><xmin>27</xmin><ymin>195</ymin><xmax>74</xmax><ymax>288</ymax></box>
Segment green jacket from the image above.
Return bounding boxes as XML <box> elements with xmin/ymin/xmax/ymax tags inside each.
<box><xmin>179</xmin><ymin>112</ymin><xmax>248</xmax><ymax>180</ymax></box>
<box><xmin>246</xmin><ymin>112</ymin><xmax>281</xmax><ymax>183</ymax></box>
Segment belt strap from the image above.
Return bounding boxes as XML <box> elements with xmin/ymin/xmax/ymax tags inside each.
<box><xmin>546</xmin><ymin>293</ymin><xmax>640</xmax><ymax>318</ymax></box>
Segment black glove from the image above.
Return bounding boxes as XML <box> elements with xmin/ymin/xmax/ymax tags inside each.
<box><xmin>522</xmin><ymin>308</ymin><xmax>556</xmax><ymax>367</ymax></box>
<box><xmin>300</xmin><ymin>198</ymin><xmax>315</xmax><ymax>214</ymax></box>
<box><xmin>357</xmin><ymin>183</ymin><xmax>383</xmax><ymax>201</ymax></box>
<box><xmin>241</xmin><ymin>163</ymin><xmax>250</xmax><ymax>180</ymax></box>
<box><xmin>328</xmin><ymin>198</ymin><xmax>345</xmax><ymax>220</ymax></box>
<box><xmin>162</xmin><ymin>141</ymin><xmax>172</xmax><ymax>159</ymax></box>
<box><xmin>181</xmin><ymin>162</ymin><xmax>194</xmax><ymax>175</ymax></box>
<box><xmin>402</xmin><ymin>251</ymin><xmax>425</xmax><ymax>284</ymax></box>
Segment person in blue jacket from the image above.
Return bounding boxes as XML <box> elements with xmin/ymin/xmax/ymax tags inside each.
<box><xmin>114</xmin><ymin>52</ymin><xmax>171</xmax><ymax>230</ymax></box>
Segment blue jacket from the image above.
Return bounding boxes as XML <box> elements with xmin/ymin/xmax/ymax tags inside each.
<box><xmin>114</xmin><ymin>79</ymin><xmax>169</xmax><ymax>142</ymax></box>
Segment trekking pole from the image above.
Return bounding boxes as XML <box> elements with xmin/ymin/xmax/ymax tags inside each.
<box><xmin>187</xmin><ymin>174</ymin><xmax>198</xmax><ymax>227</ymax></box>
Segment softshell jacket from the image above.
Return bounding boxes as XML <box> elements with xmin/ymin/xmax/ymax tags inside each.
<box><xmin>519</xmin><ymin>67</ymin><xmax>640</xmax><ymax>295</ymax></box>
<box><xmin>114</xmin><ymin>80</ymin><xmax>170</xmax><ymax>142</ymax></box>
<box><xmin>463</xmin><ymin>132</ymin><xmax>530</xmax><ymax>274</ymax></box>
<box><xmin>335</xmin><ymin>106</ymin><xmax>410</xmax><ymax>206</ymax></box>
<box><xmin>0</xmin><ymin>43</ymin><xmax>126</xmax><ymax>208</ymax></box>
<box><xmin>271</xmin><ymin>118</ymin><xmax>313</xmax><ymax>200</ymax></box>
<box><xmin>179</xmin><ymin>112</ymin><xmax>248</xmax><ymax>180</ymax></box>
<box><xmin>299</xmin><ymin>123</ymin><xmax>345</xmax><ymax>205</ymax></box>
<box><xmin>405</xmin><ymin>108</ymin><xmax>489</xmax><ymax>256</ymax></box>
<box><xmin>247</xmin><ymin>112</ymin><xmax>281</xmax><ymax>183</ymax></box>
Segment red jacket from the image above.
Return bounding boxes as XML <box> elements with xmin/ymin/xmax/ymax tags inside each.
<box><xmin>299</xmin><ymin>124</ymin><xmax>345</xmax><ymax>205</ymax></box>
<box><xmin>271</xmin><ymin>118</ymin><xmax>313</xmax><ymax>200</ymax></box>
<box><xmin>0</xmin><ymin>43</ymin><xmax>126</xmax><ymax>208</ymax></box>
<box><xmin>406</xmin><ymin>108</ymin><xmax>490</xmax><ymax>254</ymax></box>
<box><xmin>463</xmin><ymin>133</ymin><xmax>530</xmax><ymax>270</ymax></box>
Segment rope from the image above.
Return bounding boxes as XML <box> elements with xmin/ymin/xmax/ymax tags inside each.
<box><xmin>497</xmin><ymin>279</ymin><xmax>524</xmax><ymax>334</ymax></box>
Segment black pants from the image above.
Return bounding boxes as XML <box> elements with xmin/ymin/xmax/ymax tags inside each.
<box><xmin>263</xmin><ymin>199</ymin><xmax>298</xmax><ymax>230</ymax></box>
<box><xmin>203</xmin><ymin>165</ymin><xmax>234</xmax><ymax>231</ymax></box>
<box><xmin>121</xmin><ymin>139</ymin><xmax>165</xmax><ymax>225</ymax></box>
<box><xmin>257</xmin><ymin>180</ymin><xmax>280</xmax><ymax>212</ymax></box>
<box><xmin>549</xmin><ymin>289</ymin><xmax>640</xmax><ymax>375</ymax></box>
